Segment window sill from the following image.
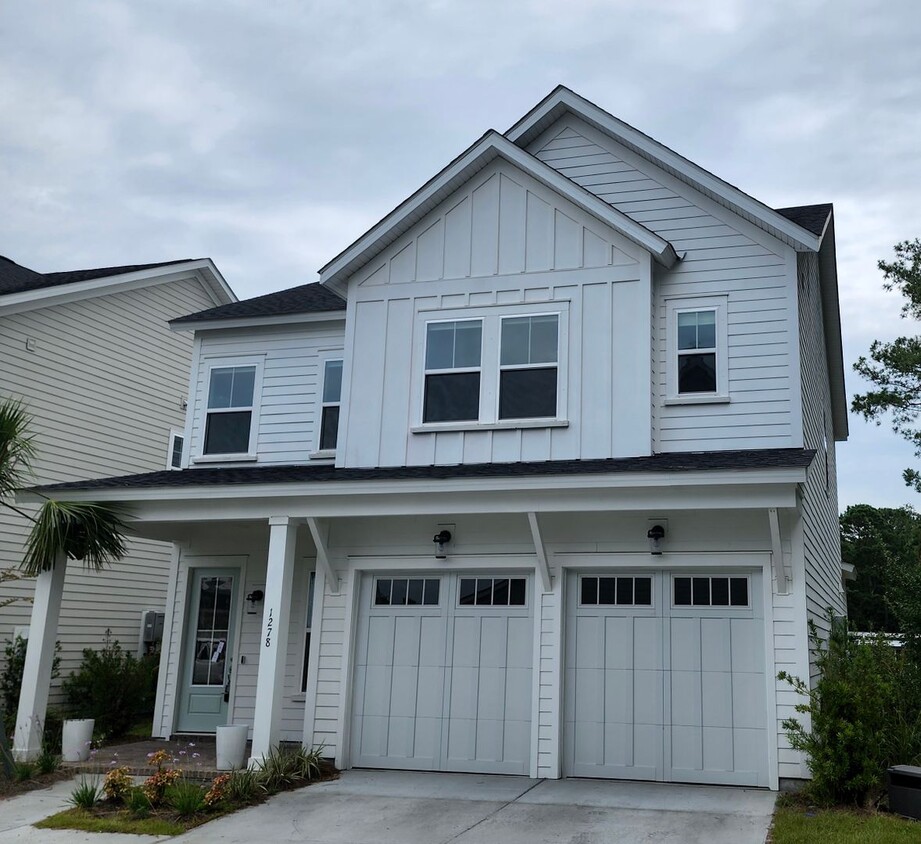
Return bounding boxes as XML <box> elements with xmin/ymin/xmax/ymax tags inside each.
<box><xmin>191</xmin><ymin>454</ymin><xmax>258</xmax><ymax>464</ymax></box>
<box><xmin>308</xmin><ymin>450</ymin><xmax>336</xmax><ymax>460</ymax></box>
<box><xmin>411</xmin><ymin>419</ymin><xmax>569</xmax><ymax>434</ymax></box>
<box><xmin>663</xmin><ymin>395</ymin><xmax>730</xmax><ymax>406</ymax></box>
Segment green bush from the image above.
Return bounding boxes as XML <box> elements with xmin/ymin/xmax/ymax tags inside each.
<box><xmin>223</xmin><ymin>767</ymin><xmax>265</xmax><ymax>805</ymax></box>
<box><xmin>779</xmin><ymin>616</ymin><xmax>921</xmax><ymax>807</ymax></box>
<box><xmin>165</xmin><ymin>779</ymin><xmax>206</xmax><ymax>818</ymax></box>
<box><xmin>1</xmin><ymin>635</ymin><xmax>60</xmax><ymax>736</ymax></box>
<box><xmin>61</xmin><ymin>630</ymin><xmax>158</xmax><ymax>739</ymax></box>
<box><xmin>67</xmin><ymin>777</ymin><xmax>101</xmax><ymax>810</ymax></box>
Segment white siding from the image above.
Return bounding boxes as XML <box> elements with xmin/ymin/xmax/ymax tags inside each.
<box><xmin>530</xmin><ymin>118</ymin><xmax>799</xmax><ymax>452</ymax></box>
<box><xmin>188</xmin><ymin>322</ymin><xmax>345</xmax><ymax>465</ymax></box>
<box><xmin>310</xmin><ymin>580</ymin><xmax>348</xmax><ymax>755</ymax></box>
<box><xmin>340</xmin><ymin>157</ymin><xmax>654</xmax><ymax>467</ymax></box>
<box><xmin>536</xmin><ymin>583</ymin><xmax>560</xmax><ymax>778</ymax></box>
<box><xmin>0</xmin><ymin>278</ymin><xmax>216</xmax><ymax>697</ymax></box>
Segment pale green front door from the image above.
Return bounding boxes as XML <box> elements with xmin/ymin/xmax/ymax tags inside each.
<box><xmin>177</xmin><ymin>570</ymin><xmax>237</xmax><ymax>733</ymax></box>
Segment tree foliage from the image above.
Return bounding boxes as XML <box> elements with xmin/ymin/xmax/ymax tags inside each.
<box><xmin>852</xmin><ymin>239</ymin><xmax>921</xmax><ymax>491</ymax></box>
<box><xmin>841</xmin><ymin>504</ymin><xmax>921</xmax><ymax>633</ymax></box>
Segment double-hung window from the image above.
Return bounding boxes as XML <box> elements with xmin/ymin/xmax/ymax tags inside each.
<box><xmin>423</xmin><ymin>319</ymin><xmax>482</xmax><ymax>423</ymax></box>
<box><xmin>320</xmin><ymin>359</ymin><xmax>343</xmax><ymax>451</ymax></box>
<box><xmin>499</xmin><ymin>314</ymin><xmax>559</xmax><ymax>419</ymax></box>
<box><xmin>667</xmin><ymin>297</ymin><xmax>728</xmax><ymax>402</ymax></box>
<box><xmin>204</xmin><ymin>365</ymin><xmax>257</xmax><ymax>455</ymax></box>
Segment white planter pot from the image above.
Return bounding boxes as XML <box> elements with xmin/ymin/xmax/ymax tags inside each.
<box><xmin>215</xmin><ymin>724</ymin><xmax>249</xmax><ymax>770</ymax></box>
<box><xmin>61</xmin><ymin>719</ymin><xmax>94</xmax><ymax>762</ymax></box>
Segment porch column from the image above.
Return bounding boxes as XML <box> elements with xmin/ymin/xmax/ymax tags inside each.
<box><xmin>13</xmin><ymin>550</ymin><xmax>67</xmax><ymax>761</ymax></box>
<box><xmin>249</xmin><ymin>516</ymin><xmax>297</xmax><ymax>766</ymax></box>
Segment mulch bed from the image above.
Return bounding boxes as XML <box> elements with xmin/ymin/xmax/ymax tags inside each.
<box><xmin>0</xmin><ymin>769</ymin><xmax>73</xmax><ymax>800</ymax></box>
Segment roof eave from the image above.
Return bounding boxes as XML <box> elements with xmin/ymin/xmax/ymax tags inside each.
<box><xmin>169</xmin><ymin>310</ymin><xmax>347</xmax><ymax>333</ymax></box>
<box><xmin>318</xmin><ymin>130</ymin><xmax>678</xmax><ymax>288</ymax></box>
<box><xmin>506</xmin><ymin>86</ymin><xmax>822</xmax><ymax>253</ymax></box>
<box><xmin>817</xmin><ymin>214</ymin><xmax>848</xmax><ymax>441</ymax></box>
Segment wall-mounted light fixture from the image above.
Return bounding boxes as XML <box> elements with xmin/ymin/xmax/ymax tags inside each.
<box><xmin>433</xmin><ymin>530</ymin><xmax>452</xmax><ymax>560</ymax></box>
<box><xmin>245</xmin><ymin>589</ymin><xmax>265</xmax><ymax>614</ymax></box>
<box><xmin>647</xmin><ymin>524</ymin><xmax>665</xmax><ymax>555</ymax></box>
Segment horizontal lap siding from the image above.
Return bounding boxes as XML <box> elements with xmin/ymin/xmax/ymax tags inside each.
<box><xmin>533</xmin><ymin>120</ymin><xmax>796</xmax><ymax>453</ymax></box>
<box><xmin>537</xmin><ymin>586</ymin><xmax>560</xmax><ymax>778</ymax></box>
<box><xmin>797</xmin><ymin>254</ymin><xmax>845</xmax><ymax>675</ymax></box>
<box><xmin>311</xmin><ymin>583</ymin><xmax>347</xmax><ymax>755</ymax></box>
<box><xmin>190</xmin><ymin>324</ymin><xmax>345</xmax><ymax>465</ymax></box>
<box><xmin>0</xmin><ymin>280</ymin><xmax>214</xmax><ymax>700</ymax></box>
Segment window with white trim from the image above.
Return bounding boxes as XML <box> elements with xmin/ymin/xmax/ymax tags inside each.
<box><xmin>423</xmin><ymin>319</ymin><xmax>482</xmax><ymax>423</ymax></box>
<box><xmin>499</xmin><ymin>314</ymin><xmax>559</xmax><ymax>419</ymax></box>
<box><xmin>203</xmin><ymin>363</ymin><xmax>258</xmax><ymax>455</ymax></box>
<box><xmin>320</xmin><ymin>359</ymin><xmax>343</xmax><ymax>451</ymax></box>
<box><xmin>167</xmin><ymin>429</ymin><xmax>184</xmax><ymax>470</ymax></box>
<box><xmin>666</xmin><ymin>297</ymin><xmax>728</xmax><ymax>401</ymax></box>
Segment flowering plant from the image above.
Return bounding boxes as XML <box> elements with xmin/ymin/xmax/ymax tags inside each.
<box><xmin>204</xmin><ymin>773</ymin><xmax>231</xmax><ymax>807</ymax></box>
<box><xmin>102</xmin><ymin>766</ymin><xmax>134</xmax><ymax>803</ymax></box>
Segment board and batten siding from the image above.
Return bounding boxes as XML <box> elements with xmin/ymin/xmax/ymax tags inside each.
<box><xmin>187</xmin><ymin>322</ymin><xmax>345</xmax><ymax>465</ymax></box>
<box><xmin>529</xmin><ymin>117</ymin><xmax>801</xmax><ymax>453</ymax></box>
<box><xmin>0</xmin><ymin>279</ymin><xmax>216</xmax><ymax>695</ymax></box>
<box><xmin>339</xmin><ymin>157</ymin><xmax>655</xmax><ymax>468</ymax></box>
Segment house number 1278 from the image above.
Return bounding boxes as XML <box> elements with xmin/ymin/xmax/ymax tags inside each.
<box><xmin>264</xmin><ymin>608</ymin><xmax>274</xmax><ymax>648</ymax></box>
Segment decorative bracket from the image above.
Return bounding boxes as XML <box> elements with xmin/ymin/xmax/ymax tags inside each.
<box><xmin>527</xmin><ymin>512</ymin><xmax>552</xmax><ymax>593</ymax></box>
<box><xmin>306</xmin><ymin>517</ymin><xmax>339</xmax><ymax>595</ymax></box>
<box><xmin>768</xmin><ymin>508</ymin><xmax>788</xmax><ymax>594</ymax></box>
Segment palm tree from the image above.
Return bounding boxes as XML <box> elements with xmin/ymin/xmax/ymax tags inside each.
<box><xmin>0</xmin><ymin>398</ymin><xmax>130</xmax><ymax>574</ymax></box>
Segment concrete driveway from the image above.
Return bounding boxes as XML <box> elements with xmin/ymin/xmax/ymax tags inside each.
<box><xmin>179</xmin><ymin>769</ymin><xmax>777</xmax><ymax>844</ymax></box>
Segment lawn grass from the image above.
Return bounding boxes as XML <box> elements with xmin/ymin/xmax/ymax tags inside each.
<box><xmin>35</xmin><ymin>807</ymin><xmax>185</xmax><ymax>836</ymax></box>
<box><xmin>772</xmin><ymin>804</ymin><xmax>921</xmax><ymax>843</ymax></box>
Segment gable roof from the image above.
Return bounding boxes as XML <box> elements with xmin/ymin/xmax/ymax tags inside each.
<box><xmin>171</xmin><ymin>281</ymin><xmax>345</xmax><ymax>327</ymax></box>
<box><xmin>775</xmin><ymin>204</ymin><xmax>833</xmax><ymax>238</ymax></box>
<box><xmin>318</xmin><ymin>130</ymin><xmax>678</xmax><ymax>292</ymax></box>
<box><xmin>0</xmin><ymin>255</ymin><xmax>195</xmax><ymax>296</ymax></box>
<box><xmin>506</xmin><ymin>86</ymin><xmax>823</xmax><ymax>254</ymax></box>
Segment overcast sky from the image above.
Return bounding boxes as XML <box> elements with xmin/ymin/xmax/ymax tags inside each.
<box><xmin>2</xmin><ymin>1</ymin><xmax>920</xmax><ymax>510</ymax></box>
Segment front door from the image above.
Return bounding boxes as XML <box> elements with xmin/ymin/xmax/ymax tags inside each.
<box><xmin>177</xmin><ymin>569</ymin><xmax>238</xmax><ymax>733</ymax></box>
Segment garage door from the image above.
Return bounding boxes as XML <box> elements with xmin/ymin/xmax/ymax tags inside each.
<box><xmin>351</xmin><ymin>573</ymin><xmax>533</xmax><ymax>774</ymax></box>
<box><xmin>564</xmin><ymin>570</ymin><xmax>767</xmax><ymax>786</ymax></box>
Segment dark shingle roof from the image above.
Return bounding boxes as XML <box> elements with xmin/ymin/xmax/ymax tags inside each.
<box><xmin>35</xmin><ymin>448</ymin><xmax>815</xmax><ymax>494</ymax></box>
<box><xmin>0</xmin><ymin>256</ymin><xmax>197</xmax><ymax>297</ymax></box>
<box><xmin>774</xmin><ymin>204</ymin><xmax>833</xmax><ymax>237</ymax></box>
<box><xmin>171</xmin><ymin>282</ymin><xmax>345</xmax><ymax>325</ymax></box>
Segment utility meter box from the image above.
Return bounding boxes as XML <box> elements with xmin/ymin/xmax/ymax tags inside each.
<box><xmin>142</xmin><ymin>610</ymin><xmax>165</xmax><ymax>645</ymax></box>
<box><xmin>888</xmin><ymin>766</ymin><xmax>921</xmax><ymax>819</ymax></box>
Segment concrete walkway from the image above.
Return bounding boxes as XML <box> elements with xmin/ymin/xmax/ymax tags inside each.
<box><xmin>0</xmin><ymin>769</ymin><xmax>777</xmax><ymax>843</ymax></box>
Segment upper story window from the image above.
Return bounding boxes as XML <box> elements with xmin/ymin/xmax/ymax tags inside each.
<box><xmin>320</xmin><ymin>359</ymin><xmax>343</xmax><ymax>451</ymax></box>
<box><xmin>204</xmin><ymin>364</ymin><xmax>257</xmax><ymax>455</ymax></box>
<box><xmin>167</xmin><ymin>429</ymin><xmax>184</xmax><ymax>470</ymax></box>
<box><xmin>423</xmin><ymin>319</ymin><xmax>482</xmax><ymax>423</ymax></box>
<box><xmin>666</xmin><ymin>296</ymin><xmax>728</xmax><ymax>404</ymax></box>
<box><xmin>499</xmin><ymin>315</ymin><xmax>559</xmax><ymax>419</ymax></box>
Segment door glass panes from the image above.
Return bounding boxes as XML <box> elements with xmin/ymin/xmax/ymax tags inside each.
<box><xmin>458</xmin><ymin>577</ymin><xmax>527</xmax><ymax>606</ymax></box>
<box><xmin>191</xmin><ymin>576</ymin><xmax>233</xmax><ymax>686</ymax></box>
<box><xmin>673</xmin><ymin>576</ymin><xmax>749</xmax><ymax>607</ymax></box>
<box><xmin>579</xmin><ymin>576</ymin><xmax>653</xmax><ymax>607</ymax></box>
<box><xmin>374</xmin><ymin>578</ymin><xmax>440</xmax><ymax>606</ymax></box>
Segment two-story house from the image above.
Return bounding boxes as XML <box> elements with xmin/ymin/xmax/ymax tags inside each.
<box><xmin>0</xmin><ymin>257</ymin><xmax>234</xmax><ymax>693</ymax></box>
<box><xmin>23</xmin><ymin>88</ymin><xmax>846</xmax><ymax>790</ymax></box>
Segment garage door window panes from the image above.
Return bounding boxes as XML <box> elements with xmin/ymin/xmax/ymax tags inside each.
<box><xmin>580</xmin><ymin>576</ymin><xmax>652</xmax><ymax>606</ymax></box>
<box><xmin>458</xmin><ymin>577</ymin><xmax>526</xmax><ymax>606</ymax></box>
<box><xmin>673</xmin><ymin>576</ymin><xmax>748</xmax><ymax>607</ymax></box>
<box><xmin>374</xmin><ymin>578</ymin><xmax>440</xmax><ymax>606</ymax></box>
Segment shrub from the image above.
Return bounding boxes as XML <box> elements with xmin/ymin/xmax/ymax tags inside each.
<box><xmin>1</xmin><ymin>636</ymin><xmax>60</xmax><ymax>735</ymax></box>
<box><xmin>102</xmin><ymin>766</ymin><xmax>134</xmax><ymax>803</ymax></box>
<box><xmin>125</xmin><ymin>786</ymin><xmax>152</xmax><ymax>818</ymax></box>
<box><xmin>142</xmin><ymin>749</ymin><xmax>180</xmax><ymax>806</ymax></box>
<box><xmin>204</xmin><ymin>773</ymin><xmax>230</xmax><ymax>807</ymax></box>
<box><xmin>68</xmin><ymin>777</ymin><xmax>101</xmax><ymax>810</ymax></box>
<box><xmin>224</xmin><ymin>767</ymin><xmax>265</xmax><ymax>806</ymax></box>
<box><xmin>165</xmin><ymin>779</ymin><xmax>206</xmax><ymax>818</ymax></box>
<box><xmin>289</xmin><ymin>745</ymin><xmax>324</xmax><ymax>781</ymax></box>
<box><xmin>255</xmin><ymin>746</ymin><xmax>302</xmax><ymax>793</ymax></box>
<box><xmin>35</xmin><ymin>747</ymin><xmax>61</xmax><ymax>775</ymax></box>
<box><xmin>779</xmin><ymin>615</ymin><xmax>921</xmax><ymax>807</ymax></box>
<box><xmin>61</xmin><ymin>630</ymin><xmax>158</xmax><ymax>739</ymax></box>
<box><xmin>13</xmin><ymin>760</ymin><xmax>35</xmax><ymax>782</ymax></box>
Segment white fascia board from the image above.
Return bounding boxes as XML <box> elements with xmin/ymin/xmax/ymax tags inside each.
<box><xmin>0</xmin><ymin>260</ymin><xmax>234</xmax><ymax>317</ymax></box>
<box><xmin>24</xmin><ymin>466</ymin><xmax>806</xmax><ymax>509</ymax></box>
<box><xmin>318</xmin><ymin>131</ymin><xmax>677</xmax><ymax>288</ymax></box>
<box><xmin>169</xmin><ymin>311</ymin><xmax>346</xmax><ymax>333</ymax></box>
<box><xmin>506</xmin><ymin>87</ymin><xmax>821</xmax><ymax>254</ymax></box>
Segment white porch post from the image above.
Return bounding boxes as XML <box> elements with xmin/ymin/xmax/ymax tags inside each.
<box><xmin>249</xmin><ymin>516</ymin><xmax>297</xmax><ymax>766</ymax></box>
<box><xmin>13</xmin><ymin>550</ymin><xmax>67</xmax><ymax>761</ymax></box>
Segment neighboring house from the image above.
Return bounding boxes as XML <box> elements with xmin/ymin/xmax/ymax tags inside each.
<box><xmin>26</xmin><ymin>87</ymin><xmax>846</xmax><ymax>790</ymax></box>
<box><xmin>0</xmin><ymin>255</ymin><xmax>234</xmax><ymax>699</ymax></box>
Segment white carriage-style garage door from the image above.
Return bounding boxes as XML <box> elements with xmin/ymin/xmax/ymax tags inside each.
<box><xmin>350</xmin><ymin>573</ymin><xmax>533</xmax><ymax>775</ymax></box>
<box><xmin>564</xmin><ymin>570</ymin><xmax>768</xmax><ymax>787</ymax></box>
